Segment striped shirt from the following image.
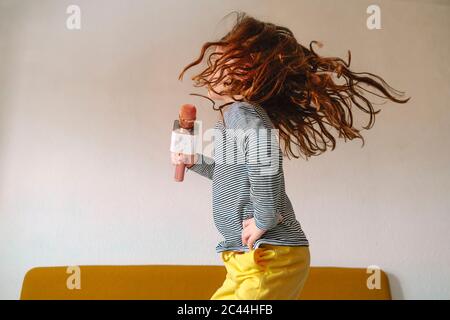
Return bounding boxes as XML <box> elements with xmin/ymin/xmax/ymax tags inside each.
<box><xmin>187</xmin><ymin>101</ymin><xmax>309</xmax><ymax>253</ymax></box>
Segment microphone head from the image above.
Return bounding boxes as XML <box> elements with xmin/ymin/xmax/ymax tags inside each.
<box><xmin>179</xmin><ymin>104</ymin><xmax>197</xmax><ymax>129</ymax></box>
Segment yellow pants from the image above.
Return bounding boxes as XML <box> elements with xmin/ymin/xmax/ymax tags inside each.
<box><xmin>210</xmin><ymin>244</ymin><xmax>310</xmax><ymax>300</ymax></box>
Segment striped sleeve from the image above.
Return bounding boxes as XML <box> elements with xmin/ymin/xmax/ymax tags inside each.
<box><xmin>186</xmin><ymin>152</ymin><xmax>215</xmax><ymax>180</ymax></box>
<box><xmin>241</xmin><ymin>121</ymin><xmax>283</xmax><ymax>231</ymax></box>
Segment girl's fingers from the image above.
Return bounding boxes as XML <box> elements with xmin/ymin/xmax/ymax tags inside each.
<box><xmin>171</xmin><ymin>154</ymin><xmax>177</xmax><ymax>164</ymax></box>
<box><xmin>242</xmin><ymin>218</ymin><xmax>252</xmax><ymax>228</ymax></box>
<box><xmin>186</xmin><ymin>154</ymin><xmax>195</xmax><ymax>165</ymax></box>
<box><xmin>247</xmin><ymin>236</ymin><xmax>255</xmax><ymax>250</ymax></box>
<box><xmin>241</xmin><ymin>229</ymin><xmax>250</xmax><ymax>245</ymax></box>
<box><xmin>171</xmin><ymin>152</ymin><xmax>184</xmax><ymax>165</ymax></box>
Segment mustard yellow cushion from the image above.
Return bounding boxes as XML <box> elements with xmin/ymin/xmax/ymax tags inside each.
<box><xmin>20</xmin><ymin>265</ymin><xmax>391</xmax><ymax>300</ymax></box>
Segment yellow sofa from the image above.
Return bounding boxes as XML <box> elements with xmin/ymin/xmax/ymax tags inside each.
<box><xmin>20</xmin><ymin>265</ymin><xmax>391</xmax><ymax>300</ymax></box>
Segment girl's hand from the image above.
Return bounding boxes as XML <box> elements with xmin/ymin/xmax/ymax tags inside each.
<box><xmin>241</xmin><ymin>217</ymin><xmax>267</xmax><ymax>251</ymax></box>
<box><xmin>171</xmin><ymin>152</ymin><xmax>196</xmax><ymax>168</ymax></box>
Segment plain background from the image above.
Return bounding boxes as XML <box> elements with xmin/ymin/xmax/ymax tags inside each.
<box><xmin>0</xmin><ymin>0</ymin><xmax>449</xmax><ymax>299</ymax></box>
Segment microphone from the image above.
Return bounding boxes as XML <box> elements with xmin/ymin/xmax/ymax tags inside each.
<box><xmin>171</xmin><ymin>104</ymin><xmax>197</xmax><ymax>182</ymax></box>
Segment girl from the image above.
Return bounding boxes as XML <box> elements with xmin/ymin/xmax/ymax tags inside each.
<box><xmin>173</xmin><ymin>12</ymin><xmax>409</xmax><ymax>300</ymax></box>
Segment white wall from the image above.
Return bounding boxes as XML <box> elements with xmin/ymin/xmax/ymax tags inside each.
<box><xmin>1</xmin><ymin>0</ymin><xmax>449</xmax><ymax>299</ymax></box>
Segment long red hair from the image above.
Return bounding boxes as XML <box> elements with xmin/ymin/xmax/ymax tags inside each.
<box><xmin>178</xmin><ymin>11</ymin><xmax>410</xmax><ymax>159</ymax></box>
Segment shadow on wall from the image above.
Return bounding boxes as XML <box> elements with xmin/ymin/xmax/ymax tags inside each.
<box><xmin>386</xmin><ymin>272</ymin><xmax>404</xmax><ymax>300</ymax></box>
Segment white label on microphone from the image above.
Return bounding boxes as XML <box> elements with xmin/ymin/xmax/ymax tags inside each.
<box><xmin>170</xmin><ymin>131</ymin><xmax>196</xmax><ymax>154</ymax></box>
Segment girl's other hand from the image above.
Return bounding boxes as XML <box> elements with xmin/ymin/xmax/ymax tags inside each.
<box><xmin>242</xmin><ymin>217</ymin><xmax>267</xmax><ymax>251</ymax></box>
